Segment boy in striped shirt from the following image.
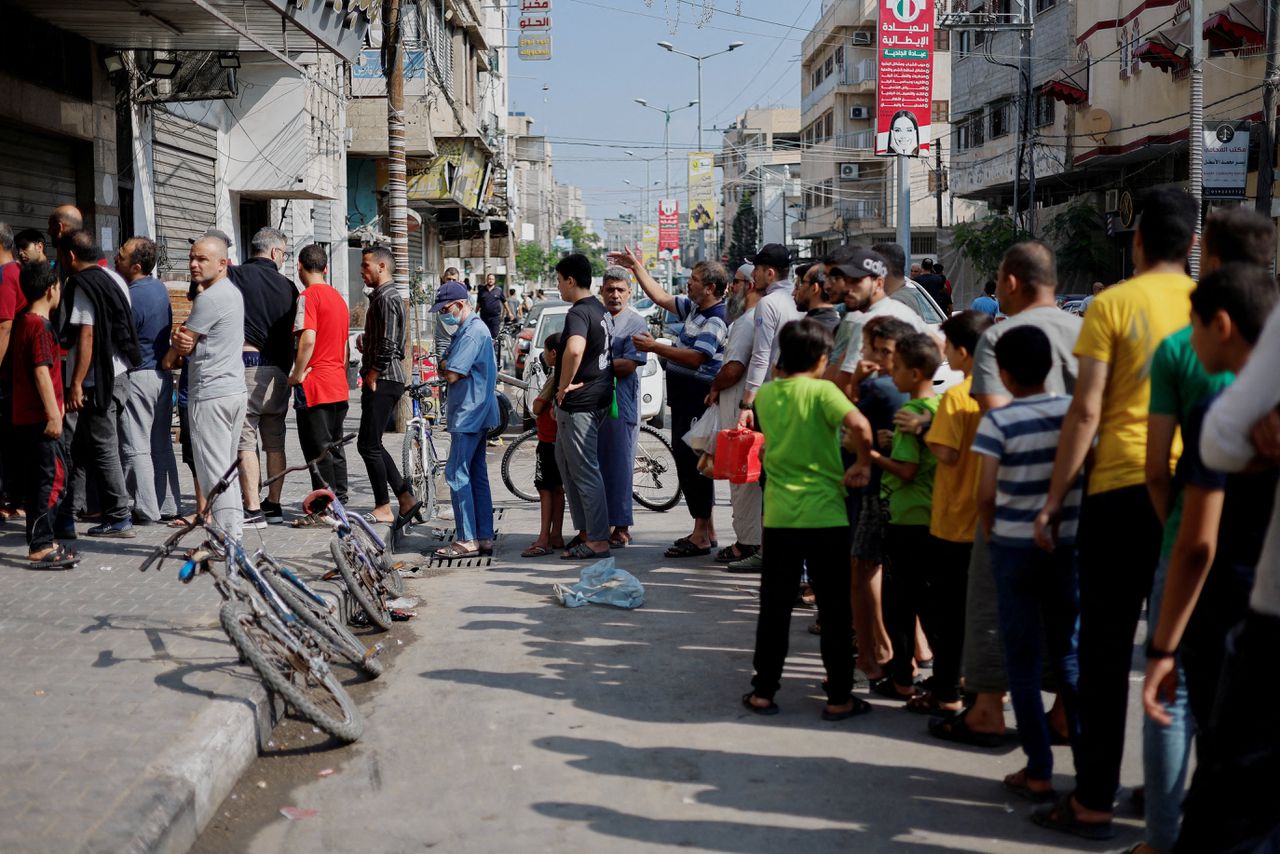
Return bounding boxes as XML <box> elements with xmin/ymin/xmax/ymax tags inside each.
<box><xmin>972</xmin><ymin>325</ymin><xmax>1084</xmax><ymax>804</ymax></box>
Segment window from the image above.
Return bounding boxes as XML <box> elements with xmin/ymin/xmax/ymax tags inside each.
<box><xmin>835</xmin><ymin>46</ymin><xmax>844</xmax><ymax>65</ymax></box>
<box><xmin>1035</xmin><ymin>91</ymin><xmax>1055</xmax><ymax>127</ymax></box>
<box><xmin>824</xmin><ymin>111</ymin><xmax>833</xmax><ymax>140</ymax></box>
<box><xmin>957</xmin><ymin>31</ymin><xmax>971</xmax><ymax>56</ymax></box>
<box><xmin>956</xmin><ymin>122</ymin><xmax>970</xmax><ymax>151</ymax></box>
<box><xmin>811</xmin><ymin>69</ymin><xmax>822</xmax><ymax>90</ymax></box>
<box><xmin>822</xmin><ymin>179</ymin><xmax>835</xmax><ymax>206</ymax></box>
<box><xmin>989</xmin><ymin>99</ymin><xmax>1011</xmax><ymax>138</ymax></box>
<box><xmin>825</xmin><ymin>55</ymin><xmax>834</xmax><ymax>76</ymax></box>
<box><xmin>1036</xmin><ymin>0</ymin><xmax>1056</xmax><ymax>10</ymax></box>
<box><xmin>932</xmin><ymin>100</ymin><xmax>950</xmax><ymax>123</ymax></box>
<box><xmin>935</xmin><ymin>30</ymin><xmax>951</xmax><ymax>51</ymax></box>
<box><xmin>970</xmin><ymin>110</ymin><xmax>985</xmax><ymax>147</ymax></box>
<box><xmin>975</xmin><ymin>27</ymin><xmax>987</xmax><ymax>47</ymax></box>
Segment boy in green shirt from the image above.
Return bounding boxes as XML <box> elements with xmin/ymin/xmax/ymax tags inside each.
<box><xmin>870</xmin><ymin>332</ymin><xmax>942</xmax><ymax>699</ymax></box>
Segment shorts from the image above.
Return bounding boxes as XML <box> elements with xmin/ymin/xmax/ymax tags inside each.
<box><xmin>851</xmin><ymin>492</ymin><xmax>889</xmax><ymax>562</ymax></box>
<box><xmin>534</xmin><ymin>439</ymin><xmax>562</xmax><ymax>491</ymax></box>
<box><xmin>178</xmin><ymin>404</ymin><xmax>194</xmax><ymax>466</ymax></box>
<box><xmin>239</xmin><ymin>364</ymin><xmax>289</xmax><ymax>453</ymax></box>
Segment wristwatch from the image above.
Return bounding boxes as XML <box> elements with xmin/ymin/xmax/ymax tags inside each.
<box><xmin>1144</xmin><ymin>640</ymin><xmax>1177</xmax><ymax>659</ymax></box>
<box><xmin>738</xmin><ymin>401</ymin><xmax>753</xmax><ymax>410</ymax></box>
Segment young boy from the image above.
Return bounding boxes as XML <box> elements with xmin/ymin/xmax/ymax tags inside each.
<box><xmin>871</xmin><ymin>332</ymin><xmax>942</xmax><ymax>699</ymax></box>
<box><xmin>11</xmin><ymin>262</ymin><xmax>76</xmax><ymax>568</ymax></box>
<box><xmin>742</xmin><ymin>319</ymin><xmax>873</xmax><ymax>721</ymax></box>
<box><xmin>899</xmin><ymin>310</ymin><xmax>995</xmax><ymax>714</ymax></box>
<box><xmin>522</xmin><ymin>333</ymin><xmax>566</xmax><ymax>557</ymax></box>
<box><xmin>972</xmin><ymin>325</ymin><xmax>1083</xmax><ymax>803</ymax></box>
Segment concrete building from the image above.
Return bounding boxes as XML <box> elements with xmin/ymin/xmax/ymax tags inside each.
<box><xmin>795</xmin><ymin>0</ymin><xmax>964</xmax><ymax>261</ymax></box>
<box><xmin>718</xmin><ymin>108</ymin><xmax>804</xmax><ymax>257</ymax></box>
<box><xmin>508</xmin><ymin>111</ymin><xmax>562</xmax><ymax>251</ymax></box>
<box><xmin>555</xmin><ymin>182</ymin><xmax>592</xmax><ymax>234</ymax></box>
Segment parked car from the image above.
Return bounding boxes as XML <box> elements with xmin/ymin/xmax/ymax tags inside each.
<box><xmin>898</xmin><ymin>281</ymin><xmax>964</xmax><ymax>392</ymax></box>
<box><xmin>513</xmin><ymin>299</ymin><xmax>568</xmax><ymax>377</ymax></box>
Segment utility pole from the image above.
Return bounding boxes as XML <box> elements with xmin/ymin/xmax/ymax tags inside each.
<box><xmin>1190</xmin><ymin>0</ymin><xmax>1205</xmax><ymax>276</ymax></box>
<box><xmin>383</xmin><ymin>0</ymin><xmax>412</xmax><ymax>427</ymax></box>
<box><xmin>895</xmin><ymin>155</ymin><xmax>910</xmax><ymax>255</ymax></box>
<box><xmin>1256</xmin><ymin>0</ymin><xmax>1279</xmax><ymax>217</ymax></box>
<box><xmin>935</xmin><ymin>143</ymin><xmax>943</xmax><ymax>226</ymax></box>
<box><xmin>1022</xmin><ymin>0</ymin><xmax>1037</xmax><ymax>234</ymax></box>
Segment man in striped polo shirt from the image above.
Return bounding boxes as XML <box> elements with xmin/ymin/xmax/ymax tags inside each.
<box><xmin>972</xmin><ymin>325</ymin><xmax>1085</xmax><ymax>809</ymax></box>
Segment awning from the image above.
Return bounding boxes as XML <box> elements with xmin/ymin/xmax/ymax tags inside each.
<box><xmin>1135</xmin><ymin>20</ymin><xmax>1192</xmax><ymax>72</ymax></box>
<box><xmin>1204</xmin><ymin>0</ymin><xmax>1265</xmax><ymax>51</ymax></box>
<box><xmin>1042</xmin><ymin>62</ymin><xmax>1089</xmax><ymax>105</ymax></box>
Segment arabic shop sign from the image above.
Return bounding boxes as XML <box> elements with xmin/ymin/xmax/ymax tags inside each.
<box><xmin>1203</xmin><ymin>121</ymin><xmax>1249</xmax><ymax>199</ymax></box>
<box><xmin>519</xmin><ymin>0</ymin><xmax>553</xmax><ymax>60</ymax></box>
<box><xmin>875</xmin><ymin>0</ymin><xmax>935</xmax><ymax>157</ymax></box>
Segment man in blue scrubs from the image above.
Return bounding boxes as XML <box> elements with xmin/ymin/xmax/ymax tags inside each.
<box><xmin>597</xmin><ymin>266</ymin><xmax>648</xmax><ymax>547</ymax></box>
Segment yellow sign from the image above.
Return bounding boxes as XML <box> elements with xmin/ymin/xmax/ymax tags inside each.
<box><xmin>641</xmin><ymin>223</ymin><xmax>659</xmax><ymax>270</ymax></box>
<box><xmin>687</xmin><ymin>152</ymin><xmax>715</xmax><ymax>231</ymax></box>
<box><xmin>394</xmin><ymin>139</ymin><xmax>492</xmax><ymax>212</ymax></box>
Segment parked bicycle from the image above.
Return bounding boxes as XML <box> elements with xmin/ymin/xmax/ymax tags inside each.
<box><xmin>140</xmin><ymin>453</ymin><xmax>365</xmax><ymax>742</ymax></box>
<box><xmin>500</xmin><ymin>423</ymin><xmax>682</xmax><ymax>511</ymax></box>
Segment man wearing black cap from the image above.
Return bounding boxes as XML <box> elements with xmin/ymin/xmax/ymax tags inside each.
<box><xmin>737</xmin><ymin>243</ymin><xmax>802</xmax><ymax>419</ymax></box>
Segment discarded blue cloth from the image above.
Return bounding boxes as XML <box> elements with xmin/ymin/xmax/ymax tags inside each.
<box><xmin>554</xmin><ymin>558</ymin><xmax>645</xmax><ymax>609</ymax></box>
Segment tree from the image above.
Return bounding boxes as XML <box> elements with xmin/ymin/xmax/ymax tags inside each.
<box><xmin>726</xmin><ymin>191</ymin><xmax>759</xmax><ymax>271</ymax></box>
<box><xmin>558</xmin><ymin>220</ymin><xmax>606</xmax><ymax>276</ymax></box>
<box><xmin>516</xmin><ymin>241</ymin><xmax>549</xmax><ymax>283</ymax></box>
<box><xmin>1042</xmin><ymin>201</ymin><xmax>1112</xmax><ymax>285</ymax></box>
<box><xmin>953</xmin><ymin>210</ymin><xmax>1025</xmax><ymax>282</ymax></box>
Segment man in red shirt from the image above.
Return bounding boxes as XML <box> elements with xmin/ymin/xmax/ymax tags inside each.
<box><xmin>0</xmin><ymin>222</ymin><xmax>26</xmax><ymax>517</ymax></box>
<box><xmin>289</xmin><ymin>244</ymin><xmax>351</xmax><ymax>504</ymax></box>
<box><xmin>12</xmin><ymin>262</ymin><xmax>75</xmax><ymax>567</ymax></box>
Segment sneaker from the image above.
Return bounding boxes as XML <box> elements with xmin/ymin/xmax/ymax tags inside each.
<box><xmin>243</xmin><ymin>509</ymin><xmax>267</xmax><ymax>529</ymax></box>
<box><xmin>86</xmin><ymin>520</ymin><xmax>136</xmax><ymax>538</ymax></box>
<box><xmin>261</xmin><ymin>500</ymin><xmax>284</xmax><ymax>525</ymax></box>
<box><xmin>726</xmin><ymin>552</ymin><xmax>764</xmax><ymax>573</ymax></box>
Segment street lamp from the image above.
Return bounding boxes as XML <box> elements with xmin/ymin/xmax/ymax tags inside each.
<box><xmin>624</xmin><ymin>151</ymin><xmax>661</xmax><ymax>231</ymax></box>
<box><xmin>656</xmin><ymin>41</ymin><xmax>744</xmax><ymax>149</ymax></box>
<box><xmin>633</xmin><ymin>98</ymin><xmax>698</xmax><ymax>205</ymax></box>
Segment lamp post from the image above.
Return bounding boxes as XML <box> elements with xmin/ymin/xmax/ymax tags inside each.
<box><xmin>635</xmin><ymin>99</ymin><xmax>697</xmax><ymax>285</ymax></box>
<box><xmin>623</xmin><ymin>152</ymin><xmax>661</xmax><ymax>232</ymax></box>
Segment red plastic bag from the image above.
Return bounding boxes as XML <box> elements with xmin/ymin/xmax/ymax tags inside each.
<box><xmin>713</xmin><ymin>428</ymin><xmax>765</xmax><ymax>483</ymax></box>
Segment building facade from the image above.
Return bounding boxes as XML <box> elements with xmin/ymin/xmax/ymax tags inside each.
<box><xmin>718</xmin><ymin>107</ymin><xmax>804</xmax><ymax>258</ymax></box>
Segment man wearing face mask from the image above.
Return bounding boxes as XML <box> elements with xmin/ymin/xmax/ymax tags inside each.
<box><xmin>430</xmin><ymin>280</ymin><xmax>500</xmax><ymax>559</ymax></box>
<box><xmin>433</xmin><ymin>267</ymin><xmax>462</xmax><ymax>365</ymax></box>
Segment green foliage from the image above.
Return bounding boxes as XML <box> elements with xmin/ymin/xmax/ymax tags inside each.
<box><xmin>1042</xmin><ymin>202</ymin><xmax>1110</xmax><ymax>282</ymax></box>
<box><xmin>558</xmin><ymin>220</ymin><xmax>606</xmax><ymax>276</ymax></box>
<box><xmin>726</xmin><ymin>191</ymin><xmax>759</xmax><ymax>271</ymax></box>
<box><xmin>952</xmin><ymin>211</ymin><xmax>1025</xmax><ymax>281</ymax></box>
<box><xmin>515</xmin><ymin>241</ymin><xmax>550</xmax><ymax>282</ymax></box>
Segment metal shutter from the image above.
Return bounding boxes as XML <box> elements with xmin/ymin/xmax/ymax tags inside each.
<box><xmin>0</xmin><ymin>122</ymin><xmax>79</xmax><ymax>233</ymax></box>
<box><xmin>152</xmin><ymin>110</ymin><xmax>216</xmax><ymax>279</ymax></box>
<box><xmin>313</xmin><ymin>198</ymin><xmax>333</xmax><ymax>246</ymax></box>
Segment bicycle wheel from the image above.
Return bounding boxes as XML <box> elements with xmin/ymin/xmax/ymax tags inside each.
<box><xmin>488</xmin><ymin>392</ymin><xmax>512</xmax><ymax>441</ymax></box>
<box><xmin>351</xmin><ymin>521</ymin><xmax>403</xmax><ymax>596</ymax></box>
<box><xmin>262</xmin><ymin>568</ymin><xmax>384</xmax><ymax>678</ymax></box>
<box><xmin>219</xmin><ymin>599</ymin><xmax>364</xmax><ymax>743</ymax></box>
<box><xmin>500</xmin><ymin>429</ymin><xmax>540</xmax><ymax>503</ymax></box>
<box><xmin>633</xmin><ymin>425</ymin><xmax>682</xmax><ymax>512</ymax></box>
<box><xmin>331</xmin><ymin>536</ymin><xmax>393</xmax><ymax>631</ymax></box>
<box><xmin>401</xmin><ymin>423</ymin><xmax>429</xmax><ymax>514</ymax></box>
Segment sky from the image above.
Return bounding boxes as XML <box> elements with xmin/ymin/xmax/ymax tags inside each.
<box><xmin>506</xmin><ymin>0</ymin><xmax>822</xmax><ymax>233</ymax></box>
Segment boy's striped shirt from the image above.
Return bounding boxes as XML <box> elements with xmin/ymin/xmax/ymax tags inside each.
<box><xmin>971</xmin><ymin>393</ymin><xmax>1084</xmax><ymax>547</ymax></box>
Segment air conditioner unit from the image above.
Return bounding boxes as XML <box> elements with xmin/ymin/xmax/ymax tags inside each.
<box><xmin>1104</xmin><ymin>189</ymin><xmax>1120</xmax><ymax>212</ymax></box>
<box><xmin>852</xmin><ymin>31</ymin><xmax>873</xmax><ymax>46</ymax></box>
<box><xmin>839</xmin><ymin>163</ymin><xmax>860</xmax><ymax>179</ymax></box>
<box><xmin>850</xmin><ymin>106</ymin><xmax>869</xmax><ymax>120</ymax></box>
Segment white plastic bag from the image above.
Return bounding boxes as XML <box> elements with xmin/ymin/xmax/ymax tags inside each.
<box><xmin>681</xmin><ymin>405</ymin><xmax>720</xmax><ymax>453</ymax></box>
<box><xmin>554</xmin><ymin>557</ymin><xmax>646</xmax><ymax>609</ymax></box>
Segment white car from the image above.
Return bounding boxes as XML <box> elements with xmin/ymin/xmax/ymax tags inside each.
<box><xmin>895</xmin><ymin>281</ymin><xmax>965</xmax><ymax>392</ymax></box>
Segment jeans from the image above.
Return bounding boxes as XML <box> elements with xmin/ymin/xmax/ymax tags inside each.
<box><xmin>962</xmin><ymin>528</ymin><xmax>1008</xmax><ymax>693</ymax></box>
<box><xmin>1143</xmin><ymin>555</ymin><xmax>1193</xmax><ymax>852</ymax></box>
<box><xmin>1074</xmin><ymin>484</ymin><xmax>1161</xmax><ymax>812</ymax></box>
<box><xmin>445</xmin><ymin>430</ymin><xmax>494</xmax><ymax>543</ymax></box>
<box><xmin>555</xmin><ymin>407</ymin><xmax>610</xmax><ymax>542</ymax></box>
<box><xmin>16</xmin><ymin>424</ymin><xmax>67</xmax><ymax>553</ymax></box>
<box><xmin>597</xmin><ymin>416</ymin><xmax>639</xmax><ymax>527</ymax></box>
<box><xmin>189</xmin><ymin>393</ymin><xmax>247</xmax><ymax>540</ymax></box>
<box><xmin>358</xmin><ymin>380</ymin><xmax>409</xmax><ymax>507</ymax></box>
<box><xmin>668</xmin><ymin>370</ymin><xmax>714</xmax><ymax>520</ymax></box>
<box><xmin>989</xmin><ymin>540</ymin><xmax>1081</xmax><ymax>781</ymax></box>
<box><xmin>752</xmin><ymin>526</ymin><xmax>853</xmax><ymax>702</ymax></box>
<box><xmin>1175</xmin><ymin>611</ymin><xmax>1280</xmax><ymax>853</ymax></box>
<box><xmin>120</xmin><ymin>369</ymin><xmax>179</xmax><ymax>521</ymax></box>
<box><xmin>296</xmin><ymin>401</ymin><xmax>349</xmax><ymax>500</ymax></box>
<box><xmin>59</xmin><ymin>375</ymin><xmax>133</xmax><ymax>525</ymax></box>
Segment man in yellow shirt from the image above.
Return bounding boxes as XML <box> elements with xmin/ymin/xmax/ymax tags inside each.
<box><xmin>1032</xmin><ymin>187</ymin><xmax>1198</xmax><ymax>841</ymax></box>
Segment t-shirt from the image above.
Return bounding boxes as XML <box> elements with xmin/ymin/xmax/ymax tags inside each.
<box><xmin>0</xmin><ymin>260</ymin><xmax>27</xmax><ymax>388</ymax></box>
<box><xmin>444</xmin><ymin>313</ymin><xmax>500</xmax><ymax>434</ymax></box>
<box><xmin>10</xmin><ymin>312</ymin><xmax>62</xmax><ymax>425</ymax></box>
<box><xmin>184</xmin><ymin>277</ymin><xmax>246</xmax><ymax>403</ymax></box>
<box><xmin>294</xmin><ymin>282</ymin><xmax>351</xmax><ymax>407</ymax></box>
<box><xmin>971</xmin><ymin>295</ymin><xmax>999</xmax><ymax>316</ymax></box>
<box><xmin>972</xmin><ymin>393</ymin><xmax>1083</xmax><ymax>547</ymax></box>
<box><xmin>838</xmin><ymin>296</ymin><xmax>928</xmax><ymax>373</ymax></box>
<box><xmin>127</xmin><ymin>275</ymin><xmax>172</xmax><ymax>371</ymax></box>
<box><xmin>970</xmin><ymin>305</ymin><xmax>1081</xmax><ymax>400</ymax></box>
<box><xmin>608</xmin><ymin>307</ymin><xmax>649</xmax><ymax>424</ymax></box>
<box><xmin>666</xmin><ymin>296</ymin><xmax>728</xmax><ymax>383</ymax></box>
<box><xmin>1149</xmin><ymin>326</ymin><xmax>1234</xmax><ymax>558</ymax></box>
<box><xmin>716</xmin><ymin>307</ymin><xmax>756</xmax><ymax>427</ymax></box>
<box><xmin>1074</xmin><ymin>270</ymin><xmax>1195</xmax><ymax>495</ymax></box>
<box><xmin>925</xmin><ymin>376</ymin><xmax>984</xmax><ymax>543</ymax></box>
<box><xmin>228</xmin><ymin>257</ymin><xmax>298</xmax><ymax>370</ymax></box>
<box><xmin>535</xmin><ymin>375</ymin><xmax>557</xmax><ymax>442</ymax></box>
<box><xmin>882</xmin><ymin>395</ymin><xmax>941</xmax><ymax>526</ymax></box>
<box><xmin>858</xmin><ymin>374</ymin><xmax>909</xmax><ymax>493</ymax></box>
<box><xmin>66</xmin><ymin>268</ymin><xmax>132</xmax><ymax>387</ymax></box>
<box><xmin>806</xmin><ymin>306</ymin><xmax>842</xmax><ymax>335</ymax></box>
<box><xmin>756</xmin><ymin>376</ymin><xmax>855</xmax><ymax>529</ymax></box>
<box><xmin>556</xmin><ymin>296</ymin><xmax>613</xmax><ymax>413</ymax></box>
<box><xmin>477</xmin><ymin>285</ymin><xmax>505</xmax><ymax>335</ymax></box>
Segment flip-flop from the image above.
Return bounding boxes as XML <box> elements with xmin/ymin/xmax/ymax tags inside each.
<box><xmin>521</xmin><ymin>545</ymin><xmax>553</xmax><ymax>557</ymax></box>
<box><xmin>741</xmin><ymin>692</ymin><xmax>779</xmax><ymax>716</ymax></box>
<box><xmin>822</xmin><ymin>696</ymin><xmax>873</xmax><ymax>721</ymax></box>
<box><xmin>168</xmin><ymin>516</ymin><xmax>196</xmax><ymax>528</ymax></box>
<box><xmin>394</xmin><ymin>501</ymin><xmax>426</xmax><ymax>532</ymax></box>
<box><xmin>609</xmin><ymin>536</ymin><xmax>629</xmax><ymax>549</ymax></box>
<box><xmin>561</xmin><ymin>542</ymin><xmax>610</xmax><ymax>560</ymax></box>
<box><xmin>362</xmin><ymin>512</ymin><xmax>394</xmax><ymax>526</ymax></box>
<box><xmin>1031</xmin><ymin>794</ymin><xmax>1117</xmax><ymax>840</ymax></box>
<box><xmin>434</xmin><ymin>542</ymin><xmax>480</xmax><ymax>559</ymax></box>
<box><xmin>664</xmin><ymin>541</ymin><xmax>711</xmax><ymax>558</ymax></box>
<box><xmin>29</xmin><ymin>544</ymin><xmax>79</xmax><ymax>570</ymax></box>
<box><xmin>1003</xmin><ymin>770</ymin><xmax>1058</xmax><ymax>804</ymax></box>
<box><xmin>928</xmin><ymin>709</ymin><xmax>1005</xmax><ymax>748</ymax></box>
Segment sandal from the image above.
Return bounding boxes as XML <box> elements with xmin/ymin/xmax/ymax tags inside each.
<box><xmin>904</xmin><ymin>692</ymin><xmax>963</xmax><ymax>716</ymax></box>
<box><xmin>822</xmin><ymin>696</ymin><xmax>873</xmax><ymax>721</ymax></box>
<box><xmin>433</xmin><ymin>542</ymin><xmax>480</xmax><ymax>560</ymax></box>
<box><xmin>290</xmin><ymin>514</ymin><xmax>323</xmax><ymax>528</ymax></box>
<box><xmin>561</xmin><ymin>541</ymin><xmax>610</xmax><ymax>560</ymax></box>
<box><xmin>521</xmin><ymin>545</ymin><xmax>554</xmax><ymax>557</ymax></box>
<box><xmin>29</xmin><ymin>544</ymin><xmax>78</xmax><ymax>570</ymax></box>
<box><xmin>564</xmin><ymin>534</ymin><xmax>585</xmax><ymax>551</ymax></box>
<box><xmin>664</xmin><ymin>541</ymin><xmax>711</xmax><ymax>558</ymax></box>
<box><xmin>741</xmin><ymin>692</ymin><xmax>779</xmax><ymax>716</ymax></box>
<box><xmin>1031</xmin><ymin>794</ymin><xmax>1116</xmax><ymax>840</ymax></box>
<box><xmin>609</xmin><ymin>535</ymin><xmax>630</xmax><ymax>549</ymax></box>
<box><xmin>928</xmin><ymin>709</ymin><xmax>1005</xmax><ymax>748</ymax></box>
<box><xmin>362</xmin><ymin>512</ymin><xmax>394</xmax><ymax>526</ymax></box>
<box><xmin>1003</xmin><ymin>769</ymin><xmax>1057</xmax><ymax>804</ymax></box>
<box><xmin>169</xmin><ymin>515</ymin><xmax>197</xmax><ymax>528</ymax></box>
<box><xmin>869</xmin><ymin>676</ymin><xmax>914</xmax><ymax>700</ymax></box>
<box><xmin>714</xmin><ymin>543</ymin><xmax>757</xmax><ymax>563</ymax></box>
<box><xmin>394</xmin><ymin>501</ymin><xmax>426</xmax><ymax>532</ymax></box>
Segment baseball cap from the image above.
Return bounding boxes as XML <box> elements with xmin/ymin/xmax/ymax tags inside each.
<box><xmin>430</xmin><ymin>280</ymin><xmax>470</xmax><ymax>312</ymax></box>
<box><xmin>746</xmin><ymin>243</ymin><xmax>791</xmax><ymax>270</ymax></box>
<box><xmin>827</xmin><ymin>246</ymin><xmax>888</xmax><ymax>281</ymax></box>
<box><xmin>189</xmin><ymin>227</ymin><xmax>233</xmax><ymax>247</ymax></box>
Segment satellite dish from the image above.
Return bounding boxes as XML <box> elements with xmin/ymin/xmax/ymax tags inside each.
<box><xmin>1083</xmin><ymin>108</ymin><xmax>1113</xmax><ymax>142</ymax></box>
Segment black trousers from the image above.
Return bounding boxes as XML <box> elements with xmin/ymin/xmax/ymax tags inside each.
<box><xmin>752</xmin><ymin>526</ymin><xmax>853</xmax><ymax>703</ymax></box>
<box><xmin>297</xmin><ymin>401</ymin><xmax>350</xmax><ymax>501</ymax></box>
<box><xmin>357</xmin><ymin>381</ymin><xmax>408</xmax><ymax>507</ymax></box>
<box><xmin>17</xmin><ymin>424</ymin><xmax>67</xmax><ymax>553</ymax></box>
<box><xmin>59</xmin><ymin>379</ymin><xmax>132</xmax><ymax>524</ymax></box>
<box><xmin>0</xmin><ymin>393</ymin><xmax>18</xmax><ymax>505</ymax></box>
<box><xmin>884</xmin><ymin>524</ymin><xmax>969</xmax><ymax>694</ymax></box>
<box><xmin>1176</xmin><ymin>611</ymin><xmax>1280</xmax><ymax>853</ymax></box>
<box><xmin>1073</xmin><ymin>484</ymin><xmax>1161</xmax><ymax>812</ymax></box>
<box><xmin>667</xmin><ymin>370</ymin><xmax>714</xmax><ymax>520</ymax></box>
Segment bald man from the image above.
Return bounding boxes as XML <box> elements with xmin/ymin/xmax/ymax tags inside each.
<box><xmin>167</xmin><ymin>238</ymin><xmax>247</xmax><ymax>537</ymax></box>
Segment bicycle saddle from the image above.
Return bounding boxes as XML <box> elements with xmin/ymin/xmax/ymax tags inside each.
<box><xmin>302</xmin><ymin>489</ymin><xmax>337</xmax><ymax>516</ymax></box>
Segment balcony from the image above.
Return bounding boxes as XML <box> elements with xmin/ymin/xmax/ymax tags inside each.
<box><xmin>837</xmin><ymin>199</ymin><xmax>883</xmax><ymax>223</ymax></box>
<box><xmin>801</xmin><ymin>59</ymin><xmax>878</xmax><ymax>115</ymax></box>
<box><xmin>834</xmin><ymin>129</ymin><xmax>876</xmax><ymax>154</ymax></box>
<box><xmin>802</xmin><ymin>69</ymin><xmax>839</xmax><ymax>116</ymax></box>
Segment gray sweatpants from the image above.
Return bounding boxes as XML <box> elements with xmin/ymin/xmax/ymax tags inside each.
<box><xmin>190</xmin><ymin>393</ymin><xmax>247</xmax><ymax>540</ymax></box>
<box><xmin>554</xmin><ymin>407</ymin><xmax>610</xmax><ymax>542</ymax></box>
<box><xmin>121</xmin><ymin>369</ymin><xmax>180</xmax><ymax>521</ymax></box>
<box><xmin>961</xmin><ymin>528</ymin><xmax>1008</xmax><ymax>693</ymax></box>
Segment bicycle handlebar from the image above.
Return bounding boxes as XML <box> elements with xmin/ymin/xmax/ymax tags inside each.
<box><xmin>261</xmin><ymin>433</ymin><xmax>357</xmax><ymax>488</ymax></box>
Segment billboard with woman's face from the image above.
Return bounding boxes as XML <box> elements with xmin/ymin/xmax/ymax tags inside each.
<box><xmin>875</xmin><ymin>0</ymin><xmax>934</xmax><ymax>157</ymax></box>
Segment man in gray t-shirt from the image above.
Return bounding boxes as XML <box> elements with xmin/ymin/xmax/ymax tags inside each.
<box><xmin>171</xmin><ymin>238</ymin><xmax>248</xmax><ymax>537</ymax></box>
<box><xmin>970</xmin><ymin>304</ymin><xmax>1081</xmax><ymax>405</ymax></box>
